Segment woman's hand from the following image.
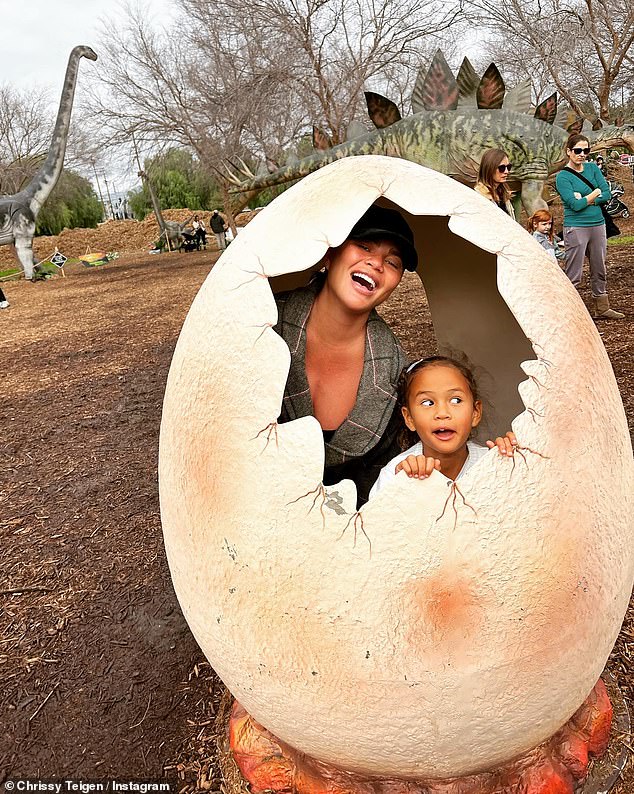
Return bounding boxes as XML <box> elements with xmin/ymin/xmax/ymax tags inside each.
<box><xmin>574</xmin><ymin>192</ymin><xmax>582</xmax><ymax>200</ymax></box>
<box><xmin>586</xmin><ymin>188</ymin><xmax>602</xmax><ymax>205</ymax></box>
<box><xmin>396</xmin><ymin>455</ymin><xmax>441</xmax><ymax>479</ymax></box>
<box><xmin>486</xmin><ymin>431</ymin><xmax>518</xmax><ymax>456</ymax></box>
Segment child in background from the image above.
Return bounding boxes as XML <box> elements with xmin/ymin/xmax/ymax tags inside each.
<box><xmin>369</xmin><ymin>356</ymin><xmax>516</xmax><ymax>497</ymax></box>
<box><xmin>527</xmin><ymin>210</ymin><xmax>566</xmax><ymax>263</ymax></box>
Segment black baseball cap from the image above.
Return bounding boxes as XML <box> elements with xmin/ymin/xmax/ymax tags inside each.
<box><xmin>348</xmin><ymin>205</ymin><xmax>418</xmax><ymax>272</ymax></box>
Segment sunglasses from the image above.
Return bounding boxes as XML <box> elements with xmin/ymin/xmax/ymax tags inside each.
<box><xmin>497</xmin><ymin>164</ymin><xmax>512</xmax><ymax>173</ymax></box>
<box><xmin>571</xmin><ymin>147</ymin><xmax>591</xmax><ymax>155</ymax></box>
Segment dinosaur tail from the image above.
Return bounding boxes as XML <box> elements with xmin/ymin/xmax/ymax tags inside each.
<box><xmin>230</xmin><ymin>134</ymin><xmax>382</xmax><ymax>199</ymax></box>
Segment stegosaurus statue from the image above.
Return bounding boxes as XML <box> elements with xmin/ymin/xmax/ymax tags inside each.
<box><xmin>228</xmin><ymin>51</ymin><xmax>634</xmax><ymax>216</ymax></box>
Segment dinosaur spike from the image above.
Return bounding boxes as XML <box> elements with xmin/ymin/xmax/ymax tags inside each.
<box><xmin>554</xmin><ymin>102</ymin><xmax>570</xmax><ymax>129</ymax></box>
<box><xmin>411</xmin><ymin>64</ymin><xmax>427</xmax><ymax>114</ymax></box>
<box><xmin>534</xmin><ymin>93</ymin><xmax>558</xmax><ymax>125</ymax></box>
<box><xmin>477</xmin><ymin>64</ymin><xmax>505</xmax><ymax>110</ymax></box>
<box><xmin>614</xmin><ymin>114</ymin><xmax>625</xmax><ymax>127</ymax></box>
<box><xmin>419</xmin><ymin>50</ymin><xmax>459</xmax><ymax>111</ymax></box>
<box><xmin>313</xmin><ymin>126</ymin><xmax>332</xmax><ymax>151</ymax></box>
<box><xmin>256</xmin><ymin>161</ymin><xmax>271</xmax><ymax>177</ymax></box>
<box><xmin>591</xmin><ymin>117</ymin><xmax>603</xmax><ymax>131</ymax></box>
<box><xmin>346</xmin><ymin>120</ymin><xmax>368</xmax><ymax>141</ymax></box>
<box><xmin>365</xmin><ymin>92</ymin><xmax>402</xmax><ymax>129</ymax></box>
<box><xmin>456</xmin><ymin>57</ymin><xmax>479</xmax><ymax>103</ymax></box>
<box><xmin>222</xmin><ymin>156</ymin><xmax>259</xmax><ymax>186</ymax></box>
<box><xmin>503</xmin><ymin>80</ymin><xmax>533</xmax><ymax>115</ymax></box>
<box><xmin>562</xmin><ymin>112</ymin><xmax>583</xmax><ymax>134</ymax></box>
<box><xmin>221</xmin><ymin>161</ymin><xmax>247</xmax><ymax>186</ymax></box>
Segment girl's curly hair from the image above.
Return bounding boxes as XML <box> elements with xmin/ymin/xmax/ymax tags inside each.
<box><xmin>396</xmin><ymin>355</ymin><xmax>480</xmax><ymax>450</ymax></box>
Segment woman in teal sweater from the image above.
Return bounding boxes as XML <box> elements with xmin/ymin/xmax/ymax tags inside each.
<box><xmin>555</xmin><ymin>133</ymin><xmax>623</xmax><ymax>319</ymax></box>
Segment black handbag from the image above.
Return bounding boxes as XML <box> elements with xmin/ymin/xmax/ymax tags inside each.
<box><xmin>563</xmin><ymin>167</ymin><xmax>620</xmax><ymax>238</ymax></box>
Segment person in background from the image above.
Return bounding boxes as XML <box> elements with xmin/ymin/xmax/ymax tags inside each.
<box><xmin>474</xmin><ymin>149</ymin><xmax>516</xmax><ymax>220</ymax></box>
<box><xmin>527</xmin><ymin>210</ymin><xmax>566</xmax><ymax>264</ymax></box>
<box><xmin>595</xmin><ymin>155</ymin><xmax>607</xmax><ymax>178</ymax></box>
<box><xmin>192</xmin><ymin>215</ymin><xmax>206</xmax><ymax>249</ymax></box>
<box><xmin>210</xmin><ymin>210</ymin><xmax>228</xmax><ymax>251</ymax></box>
<box><xmin>555</xmin><ymin>133</ymin><xmax>623</xmax><ymax>320</ymax></box>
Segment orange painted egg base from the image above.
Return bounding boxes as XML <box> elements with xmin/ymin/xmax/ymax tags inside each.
<box><xmin>228</xmin><ymin>679</ymin><xmax>612</xmax><ymax>794</ymax></box>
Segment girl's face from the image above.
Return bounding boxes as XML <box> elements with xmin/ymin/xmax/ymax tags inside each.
<box><xmin>535</xmin><ymin>219</ymin><xmax>552</xmax><ymax>234</ymax></box>
<box><xmin>401</xmin><ymin>364</ymin><xmax>482</xmax><ymax>459</ymax></box>
<box><xmin>493</xmin><ymin>156</ymin><xmax>511</xmax><ymax>186</ymax></box>
<box><xmin>324</xmin><ymin>238</ymin><xmax>405</xmax><ymax>313</ymax></box>
<box><xmin>566</xmin><ymin>139</ymin><xmax>590</xmax><ymax>167</ymax></box>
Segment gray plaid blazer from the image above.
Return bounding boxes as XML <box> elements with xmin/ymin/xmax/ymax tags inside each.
<box><xmin>274</xmin><ymin>275</ymin><xmax>408</xmax><ymax>504</ymax></box>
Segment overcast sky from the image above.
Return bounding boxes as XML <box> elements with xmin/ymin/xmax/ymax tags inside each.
<box><xmin>1</xmin><ymin>0</ymin><xmax>178</xmax><ymax>192</ymax></box>
<box><xmin>1</xmin><ymin>0</ymin><xmax>176</xmax><ymax>91</ymax></box>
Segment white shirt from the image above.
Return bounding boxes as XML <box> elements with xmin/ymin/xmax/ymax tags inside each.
<box><xmin>369</xmin><ymin>440</ymin><xmax>489</xmax><ymax>499</ymax></box>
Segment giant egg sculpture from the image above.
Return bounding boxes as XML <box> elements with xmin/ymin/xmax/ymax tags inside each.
<box><xmin>159</xmin><ymin>156</ymin><xmax>634</xmax><ymax>777</ymax></box>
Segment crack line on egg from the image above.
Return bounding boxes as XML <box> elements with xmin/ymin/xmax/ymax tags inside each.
<box><xmin>517</xmin><ymin>445</ymin><xmax>550</xmax><ymax>462</ymax></box>
<box><xmin>286</xmin><ymin>483</ymin><xmax>327</xmax><ymax>530</ymax></box>
<box><xmin>507</xmin><ymin>444</ymin><xmax>549</xmax><ymax>479</ymax></box>
<box><xmin>435</xmin><ymin>481</ymin><xmax>478</xmax><ymax>531</ymax></box>
<box><xmin>248</xmin><ymin>322</ymin><xmax>275</xmax><ymax>348</ymax></box>
<box><xmin>529</xmin><ymin>374</ymin><xmax>549</xmax><ymax>391</ymax></box>
<box><xmin>253</xmin><ymin>421</ymin><xmax>279</xmax><ymax>450</ymax></box>
<box><xmin>228</xmin><ymin>256</ymin><xmax>270</xmax><ymax>291</ymax></box>
<box><xmin>526</xmin><ymin>406</ymin><xmax>545</xmax><ymax>423</ymax></box>
<box><xmin>339</xmin><ymin>511</ymin><xmax>372</xmax><ymax>557</ymax></box>
<box><xmin>528</xmin><ymin>339</ymin><xmax>554</xmax><ymax>370</ymax></box>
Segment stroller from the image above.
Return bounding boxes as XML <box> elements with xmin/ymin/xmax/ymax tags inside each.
<box><xmin>180</xmin><ymin>230</ymin><xmax>201</xmax><ymax>252</ymax></box>
<box><xmin>605</xmin><ymin>181</ymin><xmax>630</xmax><ymax>219</ymax></box>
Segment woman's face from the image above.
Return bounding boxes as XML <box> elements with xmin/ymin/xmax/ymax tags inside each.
<box><xmin>324</xmin><ymin>238</ymin><xmax>405</xmax><ymax>313</ymax></box>
<box><xmin>566</xmin><ymin>140</ymin><xmax>590</xmax><ymax>167</ymax></box>
<box><xmin>492</xmin><ymin>156</ymin><xmax>511</xmax><ymax>186</ymax></box>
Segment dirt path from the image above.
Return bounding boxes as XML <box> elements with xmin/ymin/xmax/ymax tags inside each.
<box><xmin>1</xmin><ymin>242</ymin><xmax>632</xmax><ymax>790</ymax></box>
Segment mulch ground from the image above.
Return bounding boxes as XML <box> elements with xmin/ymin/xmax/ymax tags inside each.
<box><xmin>1</xmin><ymin>222</ymin><xmax>633</xmax><ymax>790</ymax></box>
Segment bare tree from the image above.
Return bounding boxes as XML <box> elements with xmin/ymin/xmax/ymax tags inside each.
<box><xmin>82</xmin><ymin>0</ymin><xmax>463</xmax><ymax>218</ymax></box>
<box><xmin>480</xmin><ymin>36</ymin><xmax>558</xmax><ymax>106</ymax></box>
<box><xmin>181</xmin><ymin>0</ymin><xmax>463</xmax><ymax>144</ymax></box>
<box><xmin>464</xmin><ymin>0</ymin><xmax>634</xmax><ymax>121</ymax></box>
<box><xmin>0</xmin><ymin>82</ymin><xmax>103</xmax><ymax>197</ymax></box>
<box><xmin>0</xmin><ymin>85</ymin><xmax>52</xmax><ymax>194</ymax></box>
<box><xmin>81</xmin><ymin>3</ymin><xmax>310</xmax><ymax>224</ymax></box>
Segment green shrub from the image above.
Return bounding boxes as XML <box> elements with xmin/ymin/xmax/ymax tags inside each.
<box><xmin>36</xmin><ymin>170</ymin><xmax>103</xmax><ymax>235</ymax></box>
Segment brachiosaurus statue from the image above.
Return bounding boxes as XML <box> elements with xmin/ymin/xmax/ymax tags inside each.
<box><xmin>228</xmin><ymin>51</ymin><xmax>634</xmax><ymax>216</ymax></box>
<box><xmin>0</xmin><ymin>46</ymin><xmax>97</xmax><ymax>279</ymax></box>
<box><xmin>137</xmin><ymin>169</ymin><xmax>192</xmax><ymax>250</ymax></box>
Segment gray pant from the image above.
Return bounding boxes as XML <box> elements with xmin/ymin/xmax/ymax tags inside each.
<box><xmin>214</xmin><ymin>231</ymin><xmax>226</xmax><ymax>250</ymax></box>
<box><xmin>562</xmin><ymin>224</ymin><xmax>607</xmax><ymax>297</ymax></box>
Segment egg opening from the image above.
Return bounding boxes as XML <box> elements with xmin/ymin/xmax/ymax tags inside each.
<box><xmin>159</xmin><ymin>156</ymin><xmax>634</xmax><ymax>781</ymax></box>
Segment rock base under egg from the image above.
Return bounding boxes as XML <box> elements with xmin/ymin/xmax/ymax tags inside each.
<box><xmin>225</xmin><ymin>679</ymin><xmax>612</xmax><ymax>794</ymax></box>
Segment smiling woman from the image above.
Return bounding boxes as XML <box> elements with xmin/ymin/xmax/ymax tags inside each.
<box><xmin>273</xmin><ymin>204</ymin><xmax>418</xmax><ymax>506</ymax></box>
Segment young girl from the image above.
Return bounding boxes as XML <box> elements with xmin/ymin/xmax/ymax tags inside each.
<box><xmin>527</xmin><ymin>210</ymin><xmax>566</xmax><ymax>263</ymax></box>
<box><xmin>369</xmin><ymin>356</ymin><xmax>516</xmax><ymax>496</ymax></box>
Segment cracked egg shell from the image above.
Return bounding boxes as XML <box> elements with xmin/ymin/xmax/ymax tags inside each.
<box><xmin>159</xmin><ymin>156</ymin><xmax>634</xmax><ymax>778</ymax></box>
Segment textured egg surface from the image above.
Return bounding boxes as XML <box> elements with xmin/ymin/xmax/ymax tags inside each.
<box><xmin>159</xmin><ymin>156</ymin><xmax>634</xmax><ymax>778</ymax></box>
